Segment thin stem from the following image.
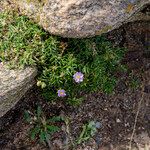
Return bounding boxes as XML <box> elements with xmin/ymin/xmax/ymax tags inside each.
<box><xmin>129</xmin><ymin>86</ymin><xmax>145</xmax><ymax>150</ymax></box>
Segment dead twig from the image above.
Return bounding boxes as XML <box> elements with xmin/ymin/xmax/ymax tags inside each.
<box><xmin>129</xmin><ymin>86</ymin><xmax>145</xmax><ymax>150</ymax></box>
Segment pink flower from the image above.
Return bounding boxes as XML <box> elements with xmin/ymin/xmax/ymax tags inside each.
<box><xmin>57</xmin><ymin>89</ymin><xmax>66</xmax><ymax>97</ymax></box>
<box><xmin>73</xmin><ymin>72</ymin><xmax>84</xmax><ymax>83</ymax></box>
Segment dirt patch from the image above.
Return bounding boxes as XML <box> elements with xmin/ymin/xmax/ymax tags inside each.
<box><xmin>0</xmin><ymin>21</ymin><xmax>150</xmax><ymax>150</ymax></box>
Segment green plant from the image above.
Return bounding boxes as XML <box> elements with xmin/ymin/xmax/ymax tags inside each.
<box><xmin>67</xmin><ymin>97</ymin><xmax>84</xmax><ymax>107</ymax></box>
<box><xmin>24</xmin><ymin>106</ymin><xmax>63</xmax><ymax>145</ymax></box>
<box><xmin>128</xmin><ymin>73</ymin><xmax>140</xmax><ymax>90</ymax></box>
<box><xmin>62</xmin><ymin>119</ymin><xmax>99</xmax><ymax>148</ymax></box>
<box><xmin>77</xmin><ymin>121</ymin><xmax>98</xmax><ymax>144</ymax></box>
<box><xmin>0</xmin><ymin>11</ymin><xmax>127</xmax><ymax>105</ymax></box>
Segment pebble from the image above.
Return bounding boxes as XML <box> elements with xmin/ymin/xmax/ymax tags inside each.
<box><xmin>95</xmin><ymin>122</ymin><xmax>102</xmax><ymax>129</ymax></box>
<box><xmin>116</xmin><ymin>118</ymin><xmax>121</xmax><ymax>123</ymax></box>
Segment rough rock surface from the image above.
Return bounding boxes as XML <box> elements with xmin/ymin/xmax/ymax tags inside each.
<box><xmin>9</xmin><ymin>0</ymin><xmax>150</xmax><ymax>38</ymax></box>
<box><xmin>0</xmin><ymin>64</ymin><xmax>37</xmax><ymax>118</ymax></box>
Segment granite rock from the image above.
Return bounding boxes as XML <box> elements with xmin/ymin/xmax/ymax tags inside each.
<box><xmin>9</xmin><ymin>0</ymin><xmax>150</xmax><ymax>38</ymax></box>
<box><xmin>0</xmin><ymin>64</ymin><xmax>37</xmax><ymax>117</ymax></box>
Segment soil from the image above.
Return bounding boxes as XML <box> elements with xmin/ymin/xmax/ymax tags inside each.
<box><xmin>0</xmin><ymin>21</ymin><xmax>150</xmax><ymax>150</ymax></box>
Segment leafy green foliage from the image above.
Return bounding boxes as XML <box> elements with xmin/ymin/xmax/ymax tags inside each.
<box><xmin>0</xmin><ymin>12</ymin><xmax>126</xmax><ymax>105</ymax></box>
<box><xmin>24</xmin><ymin>106</ymin><xmax>63</xmax><ymax>143</ymax></box>
<box><xmin>77</xmin><ymin>121</ymin><xmax>98</xmax><ymax>144</ymax></box>
<box><xmin>128</xmin><ymin>73</ymin><xmax>140</xmax><ymax>90</ymax></box>
<box><xmin>67</xmin><ymin>97</ymin><xmax>84</xmax><ymax>106</ymax></box>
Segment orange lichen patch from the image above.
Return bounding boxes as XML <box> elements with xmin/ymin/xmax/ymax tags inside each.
<box><xmin>125</xmin><ymin>4</ymin><xmax>134</xmax><ymax>13</ymax></box>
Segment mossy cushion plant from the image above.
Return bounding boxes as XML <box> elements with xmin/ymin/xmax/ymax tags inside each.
<box><xmin>0</xmin><ymin>11</ymin><xmax>126</xmax><ymax>105</ymax></box>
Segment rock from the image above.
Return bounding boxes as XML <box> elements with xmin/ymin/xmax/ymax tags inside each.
<box><xmin>95</xmin><ymin>121</ymin><xmax>102</xmax><ymax>129</ymax></box>
<box><xmin>0</xmin><ymin>64</ymin><xmax>37</xmax><ymax>118</ymax></box>
<box><xmin>5</xmin><ymin>0</ymin><xmax>148</xmax><ymax>38</ymax></box>
<box><xmin>116</xmin><ymin>118</ymin><xmax>121</xmax><ymax>123</ymax></box>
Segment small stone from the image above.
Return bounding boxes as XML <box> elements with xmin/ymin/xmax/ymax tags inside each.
<box><xmin>116</xmin><ymin>118</ymin><xmax>121</xmax><ymax>123</ymax></box>
<box><xmin>125</xmin><ymin>122</ymin><xmax>130</xmax><ymax>127</ymax></box>
<box><xmin>95</xmin><ymin>122</ymin><xmax>102</xmax><ymax>129</ymax></box>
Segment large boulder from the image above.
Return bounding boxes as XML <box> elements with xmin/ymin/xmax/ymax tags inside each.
<box><xmin>0</xmin><ymin>64</ymin><xmax>37</xmax><ymax>118</ymax></box>
<box><xmin>8</xmin><ymin>0</ymin><xmax>150</xmax><ymax>38</ymax></box>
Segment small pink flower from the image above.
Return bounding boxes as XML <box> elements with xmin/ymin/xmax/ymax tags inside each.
<box><xmin>73</xmin><ymin>72</ymin><xmax>84</xmax><ymax>83</ymax></box>
<box><xmin>57</xmin><ymin>89</ymin><xmax>66</xmax><ymax>97</ymax></box>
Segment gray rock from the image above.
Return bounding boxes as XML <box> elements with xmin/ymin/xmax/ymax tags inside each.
<box><xmin>0</xmin><ymin>64</ymin><xmax>37</xmax><ymax>118</ymax></box>
<box><xmin>95</xmin><ymin>121</ymin><xmax>102</xmax><ymax>129</ymax></box>
<box><xmin>8</xmin><ymin>0</ymin><xmax>150</xmax><ymax>38</ymax></box>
